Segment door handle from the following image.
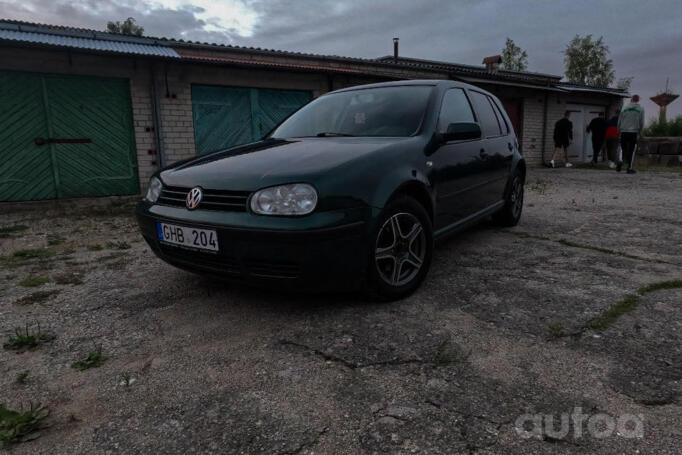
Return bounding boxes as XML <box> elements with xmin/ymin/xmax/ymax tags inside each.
<box><xmin>34</xmin><ymin>137</ymin><xmax>92</xmax><ymax>146</ymax></box>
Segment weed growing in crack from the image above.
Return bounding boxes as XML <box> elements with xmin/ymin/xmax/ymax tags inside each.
<box><xmin>106</xmin><ymin>241</ymin><xmax>131</xmax><ymax>250</ymax></box>
<box><xmin>547</xmin><ymin>323</ymin><xmax>565</xmax><ymax>339</ymax></box>
<box><xmin>19</xmin><ymin>275</ymin><xmax>51</xmax><ymax>287</ymax></box>
<box><xmin>0</xmin><ymin>225</ymin><xmax>28</xmax><ymax>238</ymax></box>
<box><xmin>72</xmin><ymin>345</ymin><xmax>106</xmax><ymax>371</ymax></box>
<box><xmin>12</xmin><ymin>249</ymin><xmax>55</xmax><ymax>260</ymax></box>
<box><xmin>46</xmin><ymin>234</ymin><xmax>65</xmax><ymax>246</ymax></box>
<box><xmin>15</xmin><ymin>290</ymin><xmax>60</xmax><ymax>305</ymax></box>
<box><xmin>3</xmin><ymin>324</ymin><xmax>54</xmax><ymax>351</ymax></box>
<box><xmin>587</xmin><ymin>279</ymin><xmax>682</xmax><ymax>331</ymax></box>
<box><xmin>15</xmin><ymin>371</ymin><xmax>29</xmax><ymax>385</ymax></box>
<box><xmin>0</xmin><ymin>403</ymin><xmax>49</xmax><ymax>446</ymax></box>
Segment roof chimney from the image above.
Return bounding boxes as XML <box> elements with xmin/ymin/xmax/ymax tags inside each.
<box><xmin>482</xmin><ymin>55</ymin><xmax>502</xmax><ymax>73</ymax></box>
<box><xmin>393</xmin><ymin>37</ymin><xmax>399</xmax><ymax>62</ymax></box>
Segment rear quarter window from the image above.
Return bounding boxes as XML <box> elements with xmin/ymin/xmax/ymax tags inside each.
<box><xmin>469</xmin><ymin>91</ymin><xmax>503</xmax><ymax>137</ymax></box>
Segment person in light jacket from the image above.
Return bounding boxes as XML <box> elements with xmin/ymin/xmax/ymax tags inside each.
<box><xmin>617</xmin><ymin>95</ymin><xmax>645</xmax><ymax>174</ymax></box>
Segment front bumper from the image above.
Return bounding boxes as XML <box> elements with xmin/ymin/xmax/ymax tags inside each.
<box><xmin>136</xmin><ymin>201</ymin><xmax>372</xmax><ymax>291</ymax></box>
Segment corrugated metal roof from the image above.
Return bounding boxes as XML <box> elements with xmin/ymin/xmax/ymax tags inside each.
<box><xmin>375</xmin><ymin>55</ymin><xmax>563</xmax><ymax>84</ymax></box>
<box><xmin>556</xmin><ymin>83</ymin><xmax>629</xmax><ymax>97</ymax></box>
<box><xmin>175</xmin><ymin>48</ymin><xmax>362</xmax><ymax>74</ymax></box>
<box><xmin>0</xmin><ymin>22</ymin><xmax>180</xmax><ymax>58</ymax></box>
<box><xmin>0</xmin><ymin>19</ymin><xmax>377</xmax><ymax>63</ymax></box>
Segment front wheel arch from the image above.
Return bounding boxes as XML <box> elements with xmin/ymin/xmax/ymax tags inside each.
<box><xmin>385</xmin><ymin>181</ymin><xmax>434</xmax><ymax>224</ymax></box>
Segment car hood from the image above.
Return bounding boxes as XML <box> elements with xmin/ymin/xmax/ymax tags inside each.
<box><xmin>160</xmin><ymin>137</ymin><xmax>411</xmax><ymax>190</ymax></box>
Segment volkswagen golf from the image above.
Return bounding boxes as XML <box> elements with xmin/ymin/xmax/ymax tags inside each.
<box><xmin>136</xmin><ymin>80</ymin><xmax>525</xmax><ymax>299</ymax></box>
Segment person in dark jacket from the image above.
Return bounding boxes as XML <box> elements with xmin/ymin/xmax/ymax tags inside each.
<box><xmin>550</xmin><ymin>111</ymin><xmax>573</xmax><ymax>168</ymax></box>
<box><xmin>604</xmin><ymin>115</ymin><xmax>619</xmax><ymax>168</ymax></box>
<box><xmin>586</xmin><ymin>112</ymin><xmax>607</xmax><ymax>164</ymax></box>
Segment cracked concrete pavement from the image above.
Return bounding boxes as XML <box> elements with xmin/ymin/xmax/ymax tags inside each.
<box><xmin>1</xmin><ymin>168</ymin><xmax>681</xmax><ymax>454</ymax></box>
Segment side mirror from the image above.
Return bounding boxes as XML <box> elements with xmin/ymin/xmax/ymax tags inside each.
<box><xmin>442</xmin><ymin>122</ymin><xmax>481</xmax><ymax>142</ymax></box>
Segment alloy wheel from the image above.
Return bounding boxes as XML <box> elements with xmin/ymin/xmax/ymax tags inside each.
<box><xmin>375</xmin><ymin>212</ymin><xmax>426</xmax><ymax>287</ymax></box>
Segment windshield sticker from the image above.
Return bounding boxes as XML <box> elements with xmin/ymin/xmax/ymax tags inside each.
<box><xmin>354</xmin><ymin>112</ymin><xmax>366</xmax><ymax>124</ymax></box>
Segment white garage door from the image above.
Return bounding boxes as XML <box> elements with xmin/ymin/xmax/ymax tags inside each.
<box><xmin>566</xmin><ymin>104</ymin><xmax>606</xmax><ymax>162</ymax></box>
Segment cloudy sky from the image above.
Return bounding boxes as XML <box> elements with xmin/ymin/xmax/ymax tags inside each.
<box><xmin>2</xmin><ymin>0</ymin><xmax>681</xmax><ymax>116</ymax></box>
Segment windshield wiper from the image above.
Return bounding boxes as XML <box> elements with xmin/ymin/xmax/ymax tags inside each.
<box><xmin>315</xmin><ymin>132</ymin><xmax>356</xmax><ymax>137</ymax></box>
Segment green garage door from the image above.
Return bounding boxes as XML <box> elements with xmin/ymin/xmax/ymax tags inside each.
<box><xmin>192</xmin><ymin>85</ymin><xmax>311</xmax><ymax>155</ymax></box>
<box><xmin>0</xmin><ymin>71</ymin><xmax>139</xmax><ymax>201</ymax></box>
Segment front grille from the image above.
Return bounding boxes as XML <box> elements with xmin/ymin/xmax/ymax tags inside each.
<box><xmin>158</xmin><ymin>186</ymin><xmax>250</xmax><ymax>212</ymax></box>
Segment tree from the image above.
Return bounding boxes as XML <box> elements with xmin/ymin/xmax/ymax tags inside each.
<box><xmin>106</xmin><ymin>17</ymin><xmax>144</xmax><ymax>36</ymax></box>
<box><xmin>564</xmin><ymin>34</ymin><xmax>614</xmax><ymax>87</ymax></box>
<box><xmin>501</xmin><ymin>38</ymin><xmax>528</xmax><ymax>71</ymax></box>
<box><xmin>616</xmin><ymin>76</ymin><xmax>634</xmax><ymax>92</ymax></box>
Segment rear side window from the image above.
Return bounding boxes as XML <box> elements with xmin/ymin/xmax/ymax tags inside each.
<box><xmin>437</xmin><ymin>88</ymin><xmax>475</xmax><ymax>133</ymax></box>
<box><xmin>469</xmin><ymin>91</ymin><xmax>503</xmax><ymax>137</ymax></box>
<box><xmin>490</xmin><ymin>98</ymin><xmax>510</xmax><ymax>135</ymax></box>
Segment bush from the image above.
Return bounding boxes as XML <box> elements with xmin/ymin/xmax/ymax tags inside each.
<box><xmin>644</xmin><ymin>115</ymin><xmax>682</xmax><ymax>137</ymax></box>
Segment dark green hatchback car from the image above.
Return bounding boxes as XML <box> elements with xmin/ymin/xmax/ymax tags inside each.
<box><xmin>137</xmin><ymin>80</ymin><xmax>525</xmax><ymax>299</ymax></box>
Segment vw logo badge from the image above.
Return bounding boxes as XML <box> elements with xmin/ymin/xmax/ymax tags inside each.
<box><xmin>186</xmin><ymin>187</ymin><xmax>203</xmax><ymax>210</ymax></box>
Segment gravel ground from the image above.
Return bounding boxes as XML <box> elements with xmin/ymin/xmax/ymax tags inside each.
<box><xmin>1</xmin><ymin>168</ymin><xmax>681</xmax><ymax>454</ymax></box>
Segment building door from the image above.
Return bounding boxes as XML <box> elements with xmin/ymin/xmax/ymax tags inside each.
<box><xmin>192</xmin><ymin>85</ymin><xmax>311</xmax><ymax>155</ymax></box>
<box><xmin>566</xmin><ymin>104</ymin><xmax>605</xmax><ymax>162</ymax></box>
<box><xmin>500</xmin><ymin>98</ymin><xmax>523</xmax><ymax>141</ymax></box>
<box><xmin>0</xmin><ymin>71</ymin><xmax>139</xmax><ymax>201</ymax></box>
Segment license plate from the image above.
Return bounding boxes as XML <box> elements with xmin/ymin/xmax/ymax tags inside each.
<box><xmin>157</xmin><ymin>222</ymin><xmax>219</xmax><ymax>252</ymax></box>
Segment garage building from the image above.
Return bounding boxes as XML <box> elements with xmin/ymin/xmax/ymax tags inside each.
<box><xmin>0</xmin><ymin>20</ymin><xmax>627</xmax><ymax>202</ymax></box>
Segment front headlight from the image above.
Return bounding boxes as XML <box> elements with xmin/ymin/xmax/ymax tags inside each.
<box><xmin>250</xmin><ymin>183</ymin><xmax>318</xmax><ymax>216</ymax></box>
<box><xmin>145</xmin><ymin>176</ymin><xmax>162</xmax><ymax>203</ymax></box>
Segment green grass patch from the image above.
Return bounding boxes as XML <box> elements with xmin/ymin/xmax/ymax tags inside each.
<box><xmin>87</xmin><ymin>244</ymin><xmax>103</xmax><ymax>251</ymax></box>
<box><xmin>3</xmin><ymin>325</ymin><xmax>54</xmax><ymax>351</ymax></box>
<box><xmin>637</xmin><ymin>279</ymin><xmax>682</xmax><ymax>294</ymax></box>
<box><xmin>15</xmin><ymin>371</ymin><xmax>29</xmax><ymax>385</ymax></box>
<box><xmin>587</xmin><ymin>279</ymin><xmax>682</xmax><ymax>331</ymax></box>
<box><xmin>556</xmin><ymin>239</ymin><xmax>651</xmax><ymax>261</ymax></box>
<box><xmin>0</xmin><ymin>403</ymin><xmax>49</xmax><ymax>446</ymax></box>
<box><xmin>46</xmin><ymin>234</ymin><xmax>65</xmax><ymax>246</ymax></box>
<box><xmin>106</xmin><ymin>241</ymin><xmax>131</xmax><ymax>250</ymax></box>
<box><xmin>503</xmin><ymin>230</ymin><xmax>668</xmax><ymax>265</ymax></box>
<box><xmin>72</xmin><ymin>346</ymin><xmax>106</xmax><ymax>371</ymax></box>
<box><xmin>15</xmin><ymin>290</ymin><xmax>60</xmax><ymax>306</ymax></box>
<box><xmin>19</xmin><ymin>275</ymin><xmax>51</xmax><ymax>287</ymax></box>
<box><xmin>12</xmin><ymin>249</ymin><xmax>55</xmax><ymax>260</ymax></box>
<box><xmin>547</xmin><ymin>323</ymin><xmax>565</xmax><ymax>339</ymax></box>
<box><xmin>0</xmin><ymin>225</ymin><xmax>28</xmax><ymax>238</ymax></box>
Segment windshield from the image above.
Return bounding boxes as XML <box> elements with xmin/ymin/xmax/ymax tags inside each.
<box><xmin>269</xmin><ymin>85</ymin><xmax>433</xmax><ymax>138</ymax></box>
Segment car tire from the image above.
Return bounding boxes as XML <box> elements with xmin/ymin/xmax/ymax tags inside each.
<box><xmin>493</xmin><ymin>171</ymin><xmax>524</xmax><ymax>227</ymax></box>
<box><xmin>367</xmin><ymin>196</ymin><xmax>433</xmax><ymax>301</ymax></box>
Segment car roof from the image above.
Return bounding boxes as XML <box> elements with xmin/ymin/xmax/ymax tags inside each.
<box><xmin>330</xmin><ymin>79</ymin><xmax>472</xmax><ymax>94</ymax></box>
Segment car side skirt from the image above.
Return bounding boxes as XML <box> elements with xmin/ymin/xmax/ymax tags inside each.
<box><xmin>434</xmin><ymin>200</ymin><xmax>504</xmax><ymax>241</ymax></box>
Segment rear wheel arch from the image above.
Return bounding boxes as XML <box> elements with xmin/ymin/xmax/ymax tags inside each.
<box><xmin>515</xmin><ymin>159</ymin><xmax>527</xmax><ymax>182</ymax></box>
